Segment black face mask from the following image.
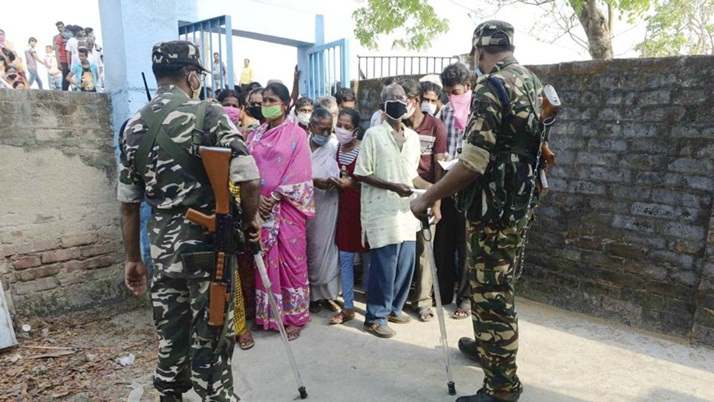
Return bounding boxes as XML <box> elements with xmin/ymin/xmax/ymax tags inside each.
<box><xmin>247</xmin><ymin>106</ymin><xmax>263</xmax><ymax>120</ymax></box>
<box><xmin>384</xmin><ymin>100</ymin><xmax>408</xmax><ymax>121</ymax></box>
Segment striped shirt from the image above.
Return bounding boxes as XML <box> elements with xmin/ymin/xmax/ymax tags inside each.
<box><xmin>440</xmin><ymin>102</ymin><xmax>463</xmax><ymax>158</ymax></box>
<box><xmin>338</xmin><ymin>144</ymin><xmax>361</xmax><ymax>166</ymax></box>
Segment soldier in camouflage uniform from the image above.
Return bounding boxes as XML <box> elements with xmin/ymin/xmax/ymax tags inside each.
<box><xmin>118</xmin><ymin>41</ymin><xmax>261</xmax><ymax>402</ymax></box>
<box><xmin>411</xmin><ymin>21</ymin><xmax>543</xmax><ymax>402</ymax></box>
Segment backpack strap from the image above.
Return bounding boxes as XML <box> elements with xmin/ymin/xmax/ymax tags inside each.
<box><xmin>135</xmin><ymin>98</ymin><xmax>210</xmax><ymax>185</ymax></box>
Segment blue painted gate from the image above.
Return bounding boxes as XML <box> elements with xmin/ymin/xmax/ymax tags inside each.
<box><xmin>306</xmin><ymin>39</ymin><xmax>350</xmax><ymax>100</ymax></box>
<box><xmin>178</xmin><ymin>16</ymin><xmax>235</xmax><ymax>97</ymax></box>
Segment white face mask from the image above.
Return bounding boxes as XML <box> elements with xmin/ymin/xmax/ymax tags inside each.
<box><xmin>296</xmin><ymin>112</ymin><xmax>311</xmax><ymax>126</ymax></box>
<box><xmin>403</xmin><ymin>102</ymin><xmax>416</xmax><ymax>119</ymax></box>
<box><xmin>421</xmin><ymin>102</ymin><xmax>437</xmax><ymax>116</ymax></box>
<box><xmin>188</xmin><ymin>72</ymin><xmax>203</xmax><ymax>99</ymax></box>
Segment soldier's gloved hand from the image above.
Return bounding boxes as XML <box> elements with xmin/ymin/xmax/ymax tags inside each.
<box><xmin>124</xmin><ymin>260</ymin><xmax>148</xmax><ymax>296</ymax></box>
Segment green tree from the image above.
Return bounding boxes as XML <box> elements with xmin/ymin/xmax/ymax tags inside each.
<box><xmin>352</xmin><ymin>0</ymin><xmax>449</xmax><ymax>51</ymax></box>
<box><xmin>636</xmin><ymin>0</ymin><xmax>714</xmax><ymax>57</ymax></box>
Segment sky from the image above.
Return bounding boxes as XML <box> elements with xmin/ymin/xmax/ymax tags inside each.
<box><xmin>1</xmin><ymin>0</ymin><xmax>648</xmax><ymax>90</ymax></box>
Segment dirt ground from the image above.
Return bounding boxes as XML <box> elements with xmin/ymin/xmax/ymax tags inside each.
<box><xmin>0</xmin><ymin>300</ymin><xmax>159</xmax><ymax>402</ymax></box>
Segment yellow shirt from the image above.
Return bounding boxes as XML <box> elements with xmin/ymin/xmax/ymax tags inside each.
<box><xmin>354</xmin><ymin>121</ymin><xmax>421</xmax><ymax>249</ymax></box>
<box><xmin>240</xmin><ymin>66</ymin><xmax>253</xmax><ymax>84</ymax></box>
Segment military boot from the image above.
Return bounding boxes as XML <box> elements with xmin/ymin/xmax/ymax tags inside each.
<box><xmin>159</xmin><ymin>394</ymin><xmax>182</xmax><ymax>402</ymax></box>
<box><xmin>456</xmin><ymin>388</ymin><xmax>507</xmax><ymax>402</ymax></box>
<box><xmin>457</xmin><ymin>337</ymin><xmax>482</xmax><ymax>366</ymax></box>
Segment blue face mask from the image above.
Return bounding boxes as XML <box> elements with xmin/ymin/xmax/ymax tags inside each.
<box><xmin>311</xmin><ymin>134</ymin><xmax>329</xmax><ymax>147</ymax></box>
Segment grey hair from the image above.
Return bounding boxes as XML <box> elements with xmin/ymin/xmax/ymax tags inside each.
<box><xmin>315</xmin><ymin>95</ymin><xmax>338</xmax><ymax>114</ymax></box>
<box><xmin>310</xmin><ymin>106</ymin><xmax>333</xmax><ymax>126</ymax></box>
<box><xmin>381</xmin><ymin>83</ymin><xmax>404</xmax><ymax>103</ymax></box>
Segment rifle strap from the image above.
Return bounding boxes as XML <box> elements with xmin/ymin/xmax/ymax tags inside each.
<box><xmin>135</xmin><ymin>98</ymin><xmax>210</xmax><ymax>186</ymax></box>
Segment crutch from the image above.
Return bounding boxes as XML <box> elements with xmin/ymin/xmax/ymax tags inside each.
<box><xmin>420</xmin><ymin>216</ymin><xmax>457</xmax><ymax>395</ymax></box>
<box><xmin>250</xmin><ymin>241</ymin><xmax>308</xmax><ymax>399</ymax></box>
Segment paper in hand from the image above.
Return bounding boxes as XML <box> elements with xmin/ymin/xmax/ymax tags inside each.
<box><xmin>438</xmin><ymin>158</ymin><xmax>460</xmax><ymax>171</ymax></box>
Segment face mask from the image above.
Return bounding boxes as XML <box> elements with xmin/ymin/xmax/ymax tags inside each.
<box><xmin>449</xmin><ymin>91</ymin><xmax>473</xmax><ymax>132</ymax></box>
<box><xmin>188</xmin><ymin>72</ymin><xmax>202</xmax><ymax>99</ymax></box>
<box><xmin>384</xmin><ymin>100</ymin><xmax>408</xmax><ymax>121</ymax></box>
<box><xmin>335</xmin><ymin>127</ymin><xmax>355</xmax><ymax>144</ymax></box>
<box><xmin>247</xmin><ymin>106</ymin><xmax>263</xmax><ymax>120</ymax></box>
<box><xmin>421</xmin><ymin>102</ymin><xmax>437</xmax><ymax>116</ymax></box>
<box><xmin>403</xmin><ymin>102</ymin><xmax>416</xmax><ymax>119</ymax></box>
<box><xmin>311</xmin><ymin>134</ymin><xmax>329</xmax><ymax>147</ymax></box>
<box><xmin>262</xmin><ymin>104</ymin><xmax>283</xmax><ymax>120</ymax></box>
<box><xmin>296</xmin><ymin>112</ymin><xmax>311</xmax><ymax>126</ymax></box>
<box><xmin>474</xmin><ymin>48</ymin><xmax>485</xmax><ymax>78</ymax></box>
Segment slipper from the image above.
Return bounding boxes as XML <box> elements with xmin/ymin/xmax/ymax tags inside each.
<box><xmin>418</xmin><ymin>308</ymin><xmax>434</xmax><ymax>322</ymax></box>
<box><xmin>237</xmin><ymin>331</ymin><xmax>255</xmax><ymax>350</ymax></box>
<box><xmin>309</xmin><ymin>301</ymin><xmax>322</xmax><ymax>313</ymax></box>
<box><xmin>329</xmin><ymin>309</ymin><xmax>355</xmax><ymax>325</ymax></box>
<box><xmin>286</xmin><ymin>326</ymin><xmax>301</xmax><ymax>341</ymax></box>
<box><xmin>452</xmin><ymin>307</ymin><xmax>470</xmax><ymax>320</ymax></box>
<box><xmin>324</xmin><ymin>299</ymin><xmax>341</xmax><ymax>312</ymax></box>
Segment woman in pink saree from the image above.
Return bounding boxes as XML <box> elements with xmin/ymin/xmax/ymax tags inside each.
<box><xmin>246</xmin><ymin>82</ymin><xmax>315</xmax><ymax>341</ymax></box>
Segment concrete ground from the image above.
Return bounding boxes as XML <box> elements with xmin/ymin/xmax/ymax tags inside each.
<box><xmin>179</xmin><ymin>297</ymin><xmax>714</xmax><ymax>402</ymax></box>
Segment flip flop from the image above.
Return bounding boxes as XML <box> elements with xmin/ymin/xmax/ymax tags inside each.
<box><xmin>329</xmin><ymin>309</ymin><xmax>355</xmax><ymax>325</ymax></box>
<box><xmin>452</xmin><ymin>307</ymin><xmax>470</xmax><ymax>320</ymax></box>
<box><xmin>324</xmin><ymin>299</ymin><xmax>341</xmax><ymax>312</ymax></box>
<box><xmin>286</xmin><ymin>326</ymin><xmax>301</xmax><ymax>341</ymax></box>
<box><xmin>237</xmin><ymin>331</ymin><xmax>255</xmax><ymax>350</ymax></box>
<box><xmin>419</xmin><ymin>308</ymin><xmax>435</xmax><ymax>322</ymax></box>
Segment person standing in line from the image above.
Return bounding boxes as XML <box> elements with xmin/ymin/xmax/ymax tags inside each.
<box><xmin>119</xmin><ymin>40</ymin><xmax>261</xmax><ymax>402</ymax></box>
<box><xmin>330</xmin><ymin>108</ymin><xmax>370</xmax><ymax>325</ymax></box>
<box><xmin>436</xmin><ymin>62</ymin><xmax>474</xmax><ymax>319</ymax></box>
<box><xmin>354</xmin><ymin>83</ymin><xmax>434</xmax><ymax>338</ymax></box>
<box><xmin>306</xmin><ymin>107</ymin><xmax>342</xmax><ymax>314</ymax></box>
<box><xmin>399</xmin><ymin>77</ymin><xmax>446</xmax><ymax>322</ymax></box>
<box><xmin>246</xmin><ymin>82</ymin><xmax>315</xmax><ymax>342</ymax></box>
<box><xmin>24</xmin><ymin>37</ymin><xmax>42</xmax><ymax>89</ymax></box>
<box><xmin>412</xmin><ymin>21</ymin><xmax>544</xmax><ymax>402</ymax></box>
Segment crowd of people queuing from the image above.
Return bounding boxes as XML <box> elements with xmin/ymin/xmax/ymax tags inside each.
<box><xmin>123</xmin><ymin>19</ymin><xmax>537</xmax><ymax>401</ymax></box>
<box><xmin>0</xmin><ymin>22</ymin><xmax>103</xmax><ymax>91</ymax></box>
<box><xmin>202</xmin><ymin>61</ymin><xmax>474</xmax><ymax>348</ymax></box>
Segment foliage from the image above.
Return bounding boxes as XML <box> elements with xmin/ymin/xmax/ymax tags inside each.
<box><xmin>636</xmin><ymin>0</ymin><xmax>714</xmax><ymax>57</ymax></box>
<box><xmin>352</xmin><ymin>0</ymin><xmax>449</xmax><ymax>51</ymax></box>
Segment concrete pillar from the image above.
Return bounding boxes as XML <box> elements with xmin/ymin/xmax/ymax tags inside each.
<box><xmin>99</xmin><ymin>0</ymin><xmax>181</xmax><ymax>137</ymax></box>
<box><xmin>297</xmin><ymin>15</ymin><xmax>325</xmax><ymax>97</ymax></box>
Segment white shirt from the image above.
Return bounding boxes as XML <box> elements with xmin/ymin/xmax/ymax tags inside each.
<box><xmin>354</xmin><ymin>121</ymin><xmax>421</xmax><ymax>249</ymax></box>
<box><xmin>370</xmin><ymin>109</ymin><xmax>383</xmax><ymax>128</ymax></box>
<box><xmin>66</xmin><ymin>37</ymin><xmax>80</xmax><ymax>66</ymax></box>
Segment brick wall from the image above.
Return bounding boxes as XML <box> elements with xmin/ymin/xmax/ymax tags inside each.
<box><xmin>0</xmin><ymin>89</ymin><xmax>126</xmax><ymax>316</ymax></box>
<box><xmin>524</xmin><ymin>57</ymin><xmax>714</xmax><ymax>346</ymax></box>
<box><xmin>355</xmin><ymin>56</ymin><xmax>714</xmax><ymax>346</ymax></box>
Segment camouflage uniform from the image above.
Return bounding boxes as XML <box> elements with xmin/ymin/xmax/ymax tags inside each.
<box><xmin>117</xmin><ymin>41</ymin><xmax>259</xmax><ymax>401</ymax></box>
<box><xmin>457</xmin><ymin>21</ymin><xmax>543</xmax><ymax>401</ymax></box>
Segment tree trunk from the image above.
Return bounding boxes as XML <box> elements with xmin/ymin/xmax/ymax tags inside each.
<box><xmin>572</xmin><ymin>0</ymin><xmax>614</xmax><ymax>59</ymax></box>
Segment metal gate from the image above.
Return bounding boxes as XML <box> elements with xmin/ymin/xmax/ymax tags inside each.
<box><xmin>179</xmin><ymin>16</ymin><xmax>235</xmax><ymax>97</ymax></box>
<box><xmin>306</xmin><ymin>39</ymin><xmax>350</xmax><ymax>100</ymax></box>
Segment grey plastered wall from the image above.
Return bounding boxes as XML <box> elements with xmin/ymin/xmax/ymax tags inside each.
<box><xmin>355</xmin><ymin>56</ymin><xmax>714</xmax><ymax>346</ymax></box>
<box><xmin>0</xmin><ymin>89</ymin><xmax>126</xmax><ymax>316</ymax></box>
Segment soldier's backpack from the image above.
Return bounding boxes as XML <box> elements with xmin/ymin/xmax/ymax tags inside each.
<box><xmin>455</xmin><ymin>71</ymin><xmax>543</xmax><ymax>227</ymax></box>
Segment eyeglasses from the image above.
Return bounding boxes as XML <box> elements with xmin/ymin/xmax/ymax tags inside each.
<box><xmin>6</xmin><ymin>74</ymin><xmax>17</xmax><ymax>80</ymax></box>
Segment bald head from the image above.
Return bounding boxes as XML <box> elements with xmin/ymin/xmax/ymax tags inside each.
<box><xmin>381</xmin><ymin>83</ymin><xmax>406</xmax><ymax>103</ymax></box>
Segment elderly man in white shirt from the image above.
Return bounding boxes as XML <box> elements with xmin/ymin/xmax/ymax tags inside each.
<box><xmin>354</xmin><ymin>83</ymin><xmax>434</xmax><ymax>338</ymax></box>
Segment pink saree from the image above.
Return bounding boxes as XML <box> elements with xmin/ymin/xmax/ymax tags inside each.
<box><xmin>247</xmin><ymin>120</ymin><xmax>315</xmax><ymax>330</ymax></box>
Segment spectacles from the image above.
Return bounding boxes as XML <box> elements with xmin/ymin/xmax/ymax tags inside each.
<box><xmin>6</xmin><ymin>74</ymin><xmax>17</xmax><ymax>80</ymax></box>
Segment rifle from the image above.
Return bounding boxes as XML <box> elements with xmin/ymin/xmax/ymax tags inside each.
<box><xmin>141</xmin><ymin>72</ymin><xmax>152</xmax><ymax>102</ymax></box>
<box><xmin>184</xmin><ymin>147</ymin><xmax>235</xmax><ymax>326</ymax></box>
<box><xmin>536</xmin><ymin>85</ymin><xmax>561</xmax><ymax>196</ymax></box>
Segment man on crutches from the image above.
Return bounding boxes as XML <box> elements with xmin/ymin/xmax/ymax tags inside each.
<box><xmin>412</xmin><ymin>20</ymin><xmax>547</xmax><ymax>402</ymax></box>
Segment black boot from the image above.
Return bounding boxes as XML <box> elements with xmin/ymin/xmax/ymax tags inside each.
<box><xmin>457</xmin><ymin>337</ymin><xmax>482</xmax><ymax>366</ymax></box>
<box><xmin>455</xmin><ymin>388</ymin><xmax>505</xmax><ymax>402</ymax></box>
<box><xmin>159</xmin><ymin>394</ymin><xmax>182</xmax><ymax>402</ymax></box>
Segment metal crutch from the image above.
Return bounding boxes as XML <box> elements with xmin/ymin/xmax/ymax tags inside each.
<box><xmin>250</xmin><ymin>241</ymin><xmax>308</xmax><ymax>399</ymax></box>
<box><xmin>420</xmin><ymin>216</ymin><xmax>457</xmax><ymax>395</ymax></box>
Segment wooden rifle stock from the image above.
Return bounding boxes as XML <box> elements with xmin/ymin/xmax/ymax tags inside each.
<box><xmin>184</xmin><ymin>147</ymin><xmax>234</xmax><ymax>327</ymax></box>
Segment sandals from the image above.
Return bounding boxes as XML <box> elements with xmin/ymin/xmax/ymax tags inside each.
<box><xmin>237</xmin><ymin>331</ymin><xmax>255</xmax><ymax>350</ymax></box>
<box><xmin>286</xmin><ymin>325</ymin><xmax>302</xmax><ymax>341</ymax></box>
<box><xmin>418</xmin><ymin>308</ymin><xmax>435</xmax><ymax>322</ymax></box>
<box><xmin>453</xmin><ymin>307</ymin><xmax>470</xmax><ymax>320</ymax></box>
<box><xmin>324</xmin><ymin>299</ymin><xmax>341</xmax><ymax>312</ymax></box>
<box><xmin>329</xmin><ymin>309</ymin><xmax>355</xmax><ymax>325</ymax></box>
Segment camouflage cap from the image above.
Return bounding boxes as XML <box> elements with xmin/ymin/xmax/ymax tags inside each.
<box><xmin>152</xmin><ymin>40</ymin><xmax>208</xmax><ymax>72</ymax></box>
<box><xmin>470</xmin><ymin>20</ymin><xmax>514</xmax><ymax>54</ymax></box>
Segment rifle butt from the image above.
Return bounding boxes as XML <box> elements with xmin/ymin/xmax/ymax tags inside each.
<box><xmin>199</xmin><ymin>147</ymin><xmax>232</xmax><ymax>215</ymax></box>
<box><xmin>185</xmin><ymin>208</ymin><xmax>216</xmax><ymax>232</ymax></box>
